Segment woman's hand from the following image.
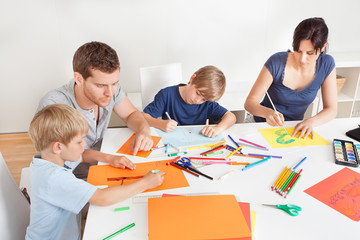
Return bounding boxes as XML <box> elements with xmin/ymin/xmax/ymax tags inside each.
<box><xmin>292</xmin><ymin>118</ymin><xmax>315</xmax><ymax>139</ymax></box>
<box><xmin>265</xmin><ymin>109</ymin><xmax>285</xmax><ymax>127</ymax></box>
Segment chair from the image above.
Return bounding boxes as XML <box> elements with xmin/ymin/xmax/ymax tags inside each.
<box><xmin>0</xmin><ymin>152</ymin><xmax>30</xmax><ymax>239</ymax></box>
<box><xmin>140</xmin><ymin>63</ymin><xmax>183</xmax><ymax>110</ymax></box>
<box><xmin>20</xmin><ymin>167</ymin><xmax>32</xmax><ymax>196</ymax></box>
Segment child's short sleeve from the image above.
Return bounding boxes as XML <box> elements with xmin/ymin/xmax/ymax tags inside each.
<box><xmin>44</xmin><ymin>170</ymin><xmax>97</xmax><ymax>214</ymax></box>
<box><xmin>207</xmin><ymin>102</ymin><xmax>228</xmax><ymax>122</ymax></box>
<box><xmin>143</xmin><ymin>88</ymin><xmax>167</xmax><ymax>118</ymax></box>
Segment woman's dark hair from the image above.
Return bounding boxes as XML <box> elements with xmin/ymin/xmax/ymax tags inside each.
<box><xmin>292</xmin><ymin>17</ymin><xmax>328</xmax><ymax>53</ymax></box>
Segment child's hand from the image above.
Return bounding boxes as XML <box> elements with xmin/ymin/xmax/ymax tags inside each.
<box><xmin>107</xmin><ymin>155</ymin><xmax>136</xmax><ymax>170</ymax></box>
<box><xmin>142</xmin><ymin>170</ymin><xmax>165</xmax><ymax>189</ymax></box>
<box><xmin>161</xmin><ymin>119</ymin><xmax>178</xmax><ymax>132</ymax></box>
<box><xmin>199</xmin><ymin>125</ymin><xmax>219</xmax><ymax>138</ymax></box>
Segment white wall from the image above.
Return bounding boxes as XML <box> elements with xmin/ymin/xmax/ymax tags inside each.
<box><xmin>1</xmin><ymin>0</ymin><xmax>360</xmax><ymax>133</ymax></box>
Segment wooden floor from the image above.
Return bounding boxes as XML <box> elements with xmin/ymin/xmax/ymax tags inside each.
<box><xmin>0</xmin><ymin>133</ymin><xmax>37</xmax><ymax>185</ymax></box>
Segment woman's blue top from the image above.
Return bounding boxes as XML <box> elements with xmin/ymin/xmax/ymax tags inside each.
<box><xmin>254</xmin><ymin>51</ymin><xmax>335</xmax><ymax>122</ymax></box>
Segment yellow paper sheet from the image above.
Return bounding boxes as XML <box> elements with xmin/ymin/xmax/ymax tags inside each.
<box><xmin>250</xmin><ymin>210</ymin><xmax>256</xmax><ymax>239</ymax></box>
<box><xmin>258</xmin><ymin>127</ymin><xmax>329</xmax><ymax>148</ymax></box>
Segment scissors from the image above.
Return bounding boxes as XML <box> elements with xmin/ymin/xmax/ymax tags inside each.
<box><xmin>177</xmin><ymin>157</ymin><xmax>213</xmax><ymax>180</ymax></box>
<box><xmin>262</xmin><ymin>204</ymin><xmax>302</xmax><ymax>216</ymax></box>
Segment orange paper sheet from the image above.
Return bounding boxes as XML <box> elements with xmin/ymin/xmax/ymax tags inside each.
<box><xmin>304</xmin><ymin>167</ymin><xmax>360</xmax><ymax>221</ymax></box>
<box><xmin>87</xmin><ymin>160</ymin><xmax>189</xmax><ymax>192</ymax></box>
<box><xmin>148</xmin><ymin>194</ymin><xmax>251</xmax><ymax>240</ymax></box>
<box><xmin>116</xmin><ymin>133</ymin><xmax>161</xmax><ymax>158</ymax></box>
<box><xmin>161</xmin><ymin>194</ymin><xmax>253</xmax><ymax>240</ymax></box>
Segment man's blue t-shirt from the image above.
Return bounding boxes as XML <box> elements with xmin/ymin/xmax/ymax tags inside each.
<box><xmin>143</xmin><ymin>84</ymin><xmax>228</xmax><ymax>125</ymax></box>
<box><xmin>254</xmin><ymin>51</ymin><xmax>335</xmax><ymax>122</ymax></box>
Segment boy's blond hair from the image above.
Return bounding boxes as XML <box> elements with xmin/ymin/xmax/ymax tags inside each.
<box><xmin>192</xmin><ymin>65</ymin><xmax>226</xmax><ymax>102</ymax></box>
<box><xmin>29</xmin><ymin>104</ymin><xmax>88</xmax><ymax>152</ymax></box>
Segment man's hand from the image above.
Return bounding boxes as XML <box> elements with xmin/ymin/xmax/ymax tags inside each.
<box><xmin>129</xmin><ymin>131</ymin><xmax>153</xmax><ymax>155</ymax></box>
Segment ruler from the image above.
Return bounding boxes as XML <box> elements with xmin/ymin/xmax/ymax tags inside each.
<box><xmin>132</xmin><ymin>192</ymin><xmax>218</xmax><ymax>203</ymax></box>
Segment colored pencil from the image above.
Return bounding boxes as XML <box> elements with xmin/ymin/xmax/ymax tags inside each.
<box><xmin>165</xmin><ymin>111</ymin><xmax>171</xmax><ymax>120</ymax></box>
<box><xmin>226</xmin><ymin>145</ymin><xmax>244</xmax><ymax>159</ymax></box>
<box><xmin>218</xmin><ymin>170</ymin><xmax>236</xmax><ymax>180</ymax></box>
<box><xmin>238</xmin><ymin>138</ymin><xmax>268</xmax><ymax>151</ymax></box>
<box><xmin>200</xmin><ymin>145</ymin><xmax>225</xmax><ymax>156</ymax></box>
<box><xmin>232</xmin><ymin>152</ymin><xmax>264</xmax><ymax>159</ymax></box>
<box><xmin>264</xmin><ymin>87</ymin><xmax>289</xmax><ymax>135</ymax></box>
<box><xmin>209</xmin><ymin>140</ymin><xmax>226</xmax><ymax>148</ymax></box>
<box><xmin>276</xmin><ymin>168</ymin><xmax>292</xmax><ymax>192</ymax></box>
<box><xmin>151</xmin><ymin>144</ymin><xmax>167</xmax><ymax>151</ymax></box>
<box><xmin>247</xmin><ymin>153</ymin><xmax>282</xmax><ymax>159</ymax></box>
<box><xmin>165</xmin><ymin>143</ymin><xmax>169</xmax><ymax>153</ymax></box>
<box><xmin>229</xmin><ymin>162</ymin><xmax>250</xmax><ymax>165</ymax></box>
<box><xmin>202</xmin><ymin>161</ymin><xmax>235</xmax><ymax>165</ymax></box>
<box><xmin>225</xmin><ymin>145</ymin><xmax>242</xmax><ymax>154</ymax></box>
<box><xmin>284</xmin><ymin>169</ymin><xmax>303</xmax><ymax>194</ymax></box>
<box><xmin>274</xmin><ymin>167</ymin><xmax>290</xmax><ymax>191</ymax></box>
<box><xmin>241</xmin><ymin>157</ymin><xmax>270</xmax><ymax>171</ymax></box>
<box><xmin>271</xmin><ymin>167</ymin><xmax>288</xmax><ymax>191</ymax></box>
<box><xmin>165</xmin><ymin>156</ymin><xmax>181</xmax><ymax>165</ymax></box>
<box><xmin>286</xmin><ymin>174</ymin><xmax>302</xmax><ymax>196</ymax></box>
<box><xmin>169</xmin><ymin>143</ymin><xmax>181</xmax><ymax>152</ymax></box>
<box><xmin>114</xmin><ymin>207</ymin><xmax>130</xmax><ymax>212</ymax></box>
<box><xmin>293</xmin><ymin>157</ymin><xmax>307</xmax><ymax>170</ymax></box>
<box><xmin>189</xmin><ymin>157</ymin><xmax>226</xmax><ymax>161</ymax></box>
<box><xmin>187</xmin><ymin>143</ymin><xmax>217</xmax><ymax>151</ymax></box>
<box><xmin>205</xmin><ymin>151</ymin><xmax>224</xmax><ymax>156</ymax></box>
<box><xmin>102</xmin><ymin>223</ymin><xmax>135</xmax><ymax>240</ymax></box>
<box><xmin>244</xmin><ymin>157</ymin><xmax>271</xmax><ymax>168</ymax></box>
<box><xmin>280</xmin><ymin>171</ymin><xmax>296</xmax><ymax>193</ymax></box>
<box><xmin>228</xmin><ymin>134</ymin><xmax>241</xmax><ymax>148</ymax></box>
<box><xmin>170</xmin><ymin>162</ymin><xmax>199</xmax><ymax>177</ymax></box>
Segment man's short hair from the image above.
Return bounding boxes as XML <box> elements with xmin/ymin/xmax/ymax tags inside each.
<box><xmin>29</xmin><ymin>104</ymin><xmax>88</xmax><ymax>152</ymax></box>
<box><xmin>73</xmin><ymin>41</ymin><xmax>120</xmax><ymax>80</ymax></box>
<box><xmin>192</xmin><ymin>65</ymin><xmax>226</xmax><ymax>102</ymax></box>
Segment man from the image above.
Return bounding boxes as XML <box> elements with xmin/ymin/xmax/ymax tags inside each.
<box><xmin>37</xmin><ymin>41</ymin><xmax>153</xmax><ymax>178</ymax></box>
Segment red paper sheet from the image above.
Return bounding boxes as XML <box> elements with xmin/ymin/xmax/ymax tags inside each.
<box><xmin>304</xmin><ymin>167</ymin><xmax>360</xmax><ymax>221</ymax></box>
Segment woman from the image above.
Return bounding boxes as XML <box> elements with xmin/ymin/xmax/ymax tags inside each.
<box><xmin>244</xmin><ymin>17</ymin><xmax>337</xmax><ymax>139</ymax></box>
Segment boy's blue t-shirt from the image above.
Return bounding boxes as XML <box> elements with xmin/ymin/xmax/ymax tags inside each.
<box><xmin>254</xmin><ymin>51</ymin><xmax>335</xmax><ymax>122</ymax></box>
<box><xmin>143</xmin><ymin>84</ymin><xmax>228</xmax><ymax>125</ymax></box>
<box><xmin>25</xmin><ymin>156</ymin><xmax>97</xmax><ymax>240</ymax></box>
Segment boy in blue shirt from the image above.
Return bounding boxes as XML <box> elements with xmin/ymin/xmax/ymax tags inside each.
<box><xmin>25</xmin><ymin>104</ymin><xmax>164</xmax><ymax>240</ymax></box>
<box><xmin>143</xmin><ymin>65</ymin><xmax>236</xmax><ymax>137</ymax></box>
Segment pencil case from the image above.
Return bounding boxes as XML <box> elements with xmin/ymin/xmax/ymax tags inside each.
<box><xmin>333</xmin><ymin>139</ymin><xmax>359</xmax><ymax>168</ymax></box>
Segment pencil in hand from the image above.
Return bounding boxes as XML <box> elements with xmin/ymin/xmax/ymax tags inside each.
<box><xmin>263</xmin><ymin>87</ymin><xmax>289</xmax><ymax>135</ymax></box>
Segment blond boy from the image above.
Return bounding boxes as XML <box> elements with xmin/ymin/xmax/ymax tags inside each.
<box><xmin>26</xmin><ymin>104</ymin><xmax>164</xmax><ymax>240</ymax></box>
<box><xmin>143</xmin><ymin>65</ymin><xmax>236</xmax><ymax>137</ymax></box>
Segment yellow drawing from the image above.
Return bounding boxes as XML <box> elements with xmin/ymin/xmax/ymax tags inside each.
<box><xmin>258</xmin><ymin>127</ymin><xmax>330</xmax><ymax>148</ymax></box>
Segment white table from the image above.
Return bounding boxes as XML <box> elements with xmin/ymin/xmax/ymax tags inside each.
<box><xmin>83</xmin><ymin>119</ymin><xmax>360</xmax><ymax>240</ymax></box>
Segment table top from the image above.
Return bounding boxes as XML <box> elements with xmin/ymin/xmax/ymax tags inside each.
<box><xmin>83</xmin><ymin>118</ymin><xmax>360</xmax><ymax>240</ymax></box>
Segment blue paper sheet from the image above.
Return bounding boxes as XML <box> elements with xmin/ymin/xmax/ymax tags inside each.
<box><xmin>155</xmin><ymin>126</ymin><xmax>224</xmax><ymax>148</ymax></box>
